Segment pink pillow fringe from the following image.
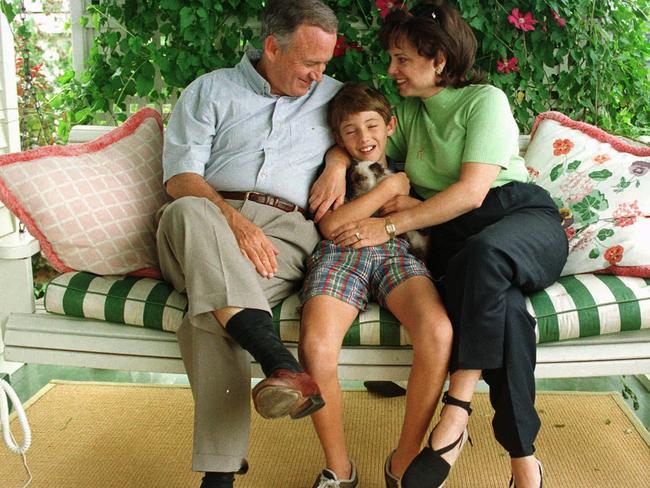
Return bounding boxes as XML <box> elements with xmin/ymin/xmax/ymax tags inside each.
<box><xmin>530</xmin><ymin>111</ymin><xmax>650</xmax><ymax>157</ymax></box>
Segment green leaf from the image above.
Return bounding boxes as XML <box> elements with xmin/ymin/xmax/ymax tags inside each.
<box><xmin>588</xmin><ymin>169</ymin><xmax>613</xmax><ymax>181</ymax></box>
<box><xmin>180</xmin><ymin>7</ymin><xmax>195</xmax><ymax>29</ymax></box>
<box><xmin>583</xmin><ymin>190</ymin><xmax>609</xmax><ymax>211</ymax></box>
<box><xmin>567</xmin><ymin>160</ymin><xmax>582</xmax><ymax>172</ymax></box>
<box><xmin>589</xmin><ymin>249</ymin><xmax>600</xmax><ymax>259</ymax></box>
<box><xmin>597</xmin><ymin>229</ymin><xmax>614</xmax><ymax>241</ymax></box>
<box><xmin>550</xmin><ymin>163</ymin><xmax>565</xmax><ymax>181</ymax></box>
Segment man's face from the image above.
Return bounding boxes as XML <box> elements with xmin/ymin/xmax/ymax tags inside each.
<box><xmin>264</xmin><ymin>25</ymin><xmax>337</xmax><ymax>97</ymax></box>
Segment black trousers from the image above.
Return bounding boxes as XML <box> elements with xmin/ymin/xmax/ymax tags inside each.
<box><xmin>426</xmin><ymin>182</ymin><xmax>568</xmax><ymax>457</ymax></box>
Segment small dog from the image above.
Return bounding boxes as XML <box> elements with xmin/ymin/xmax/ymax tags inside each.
<box><xmin>347</xmin><ymin>160</ymin><xmax>429</xmax><ymax>260</ymax></box>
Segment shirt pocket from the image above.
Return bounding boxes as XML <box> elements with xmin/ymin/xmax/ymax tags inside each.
<box><xmin>289</xmin><ymin>117</ymin><xmax>334</xmax><ymax>168</ymax></box>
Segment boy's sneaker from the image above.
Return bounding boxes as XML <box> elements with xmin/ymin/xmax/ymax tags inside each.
<box><xmin>311</xmin><ymin>461</ymin><xmax>358</xmax><ymax>488</ymax></box>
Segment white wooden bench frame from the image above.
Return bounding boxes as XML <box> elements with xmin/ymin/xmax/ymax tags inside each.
<box><xmin>1</xmin><ymin>128</ymin><xmax>650</xmax><ymax>382</ymax></box>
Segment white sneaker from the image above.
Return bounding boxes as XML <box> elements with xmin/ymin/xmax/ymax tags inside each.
<box><xmin>311</xmin><ymin>461</ymin><xmax>358</xmax><ymax>488</ymax></box>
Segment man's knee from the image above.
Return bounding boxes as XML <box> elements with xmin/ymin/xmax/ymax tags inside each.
<box><xmin>158</xmin><ymin>196</ymin><xmax>216</xmax><ymax>234</ymax></box>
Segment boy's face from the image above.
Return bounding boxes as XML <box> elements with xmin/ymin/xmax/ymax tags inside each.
<box><xmin>337</xmin><ymin>111</ymin><xmax>396</xmax><ymax>163</ymax></box>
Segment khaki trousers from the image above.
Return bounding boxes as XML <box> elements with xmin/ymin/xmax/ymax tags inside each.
<box><xmin>156</xmin><ymin>196</ymin><xmax>320</xmax><ymax>473</ymax></box>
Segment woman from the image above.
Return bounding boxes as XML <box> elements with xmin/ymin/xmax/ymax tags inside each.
<box><xmin>317</xmin><ymin>2</ymin><xmax>568</xmax><ymax>487</ymax></box>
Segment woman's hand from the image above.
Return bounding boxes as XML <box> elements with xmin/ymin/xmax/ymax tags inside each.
<box><xmin>380</xmin><ymin>195</ymin><xmax>421</xmax><ymax>215</ymax></box>
<box><xmin>331</xmin><ymin>217</ymin><xmax>390</xmax><ymax>249</ymax></box>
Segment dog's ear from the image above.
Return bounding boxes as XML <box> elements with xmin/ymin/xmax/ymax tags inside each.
<box><xmin>369</xmin><ymin>162</ymin><xmax>385</xmax><ymax>178</ymax></box>
<box><xmin>346</xmin><ymin>161</ymin><xmax>361</xmax><ymax>200</ymax></box>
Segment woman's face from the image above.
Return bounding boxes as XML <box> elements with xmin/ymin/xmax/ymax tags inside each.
<box><xmin>387</xmin><ymin>40</ymin><xmax>444</xmax><ymax>99</ymax></box>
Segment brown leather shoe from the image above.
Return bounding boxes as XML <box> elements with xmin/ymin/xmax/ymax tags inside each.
<box><xmin>252</xmin><ymin>369</ymin><xmax>325</xmax><ymax>419</ymax></box>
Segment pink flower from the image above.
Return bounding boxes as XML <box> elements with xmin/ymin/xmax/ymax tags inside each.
<box><xmin>376</xmin><ymin>0</ymin><xmax>404</xmax><ymax>19</ymax></box>
<box><xmin>613</xmin><ymin>201</ymin><xmax>642</xmax><ymax>227</ymax></box>
<box><xmin>560</xmin><ymin>171</ymin><xmax>593</xmax><ymax>204</ymax></box>
<box><xmin>497</xmin><ymin>57</ymin><xmax>519</xmax><ymax>74</ymax></box>
<box><xmin>593</xmin><ymin>154</ymin><xmax>610</xmax><ymax>165</ymax></box>
<box><xmin>551</xmin><ymin>9</ymin><xmax>567</xmax><ymax>28</ymax></box>
<box><xmin>508</xmin><ymin>8</ymin><xmax>538</xmax><ymax>32</ymax></box>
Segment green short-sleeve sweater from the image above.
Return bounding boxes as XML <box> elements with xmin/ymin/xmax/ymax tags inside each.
<box><xmin>386</xmin><ymin>84</ymin><xmax>528</xmax><ymax>199</ymax></box>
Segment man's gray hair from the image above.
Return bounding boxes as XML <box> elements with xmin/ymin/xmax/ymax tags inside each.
<box><xmin>261</xmin><ymin>0</ymin><xmax>338</xmax><ymax>49</ymax></box>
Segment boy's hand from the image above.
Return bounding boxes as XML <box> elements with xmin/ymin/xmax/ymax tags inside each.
<box><xmin>309</xmin><ymin>162</ymin><xmax>347</xmax><ymax>222</ymax></box>
<box><xmin>380</xmin><ymin>195</ymin><xmax>421</xmax><ymax>215</ymax></box>
<box><xmin>379</xmin><ymin>172</ymin><xmax>410</xmax><ymax>198</ymax></box>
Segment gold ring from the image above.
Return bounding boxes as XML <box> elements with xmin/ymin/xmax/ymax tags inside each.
<box><xmin>355</xmin><ymin>232</ymin><xmax>362</xmax><ymax>241</ymax></box>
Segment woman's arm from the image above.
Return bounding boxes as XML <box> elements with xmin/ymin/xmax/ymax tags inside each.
<box><xmin>318</xmin><ymin>172</ymin><xmax>410</xmax><ymax>239</ymax></box>
<box><xmin>331</xmin><ymin>162</ymin><xmax>501</xmax><ymax>248</ymax></box>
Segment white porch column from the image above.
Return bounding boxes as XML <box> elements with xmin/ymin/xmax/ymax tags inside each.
<box><xmin>0</xmin><ymin>11</ymin><xmax>24</xmax><ymax>375</ymax></box>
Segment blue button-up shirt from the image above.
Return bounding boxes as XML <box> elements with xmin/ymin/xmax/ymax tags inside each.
<box><xmin>163</xmin><ymin>51</ymin><xmax>342</xmax><ymax>208</ymax></box>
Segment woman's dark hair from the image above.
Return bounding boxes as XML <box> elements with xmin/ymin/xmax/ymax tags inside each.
<box><xmin>378</xmin><ymin>1</ymin><xmax>485</xmax><ymax>88</ymax></box>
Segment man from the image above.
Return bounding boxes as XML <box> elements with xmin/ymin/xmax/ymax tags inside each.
<box><xmin>156</xmin><ymin>1</ymin><xmax>343</xmax><ymax>486</ymax></box>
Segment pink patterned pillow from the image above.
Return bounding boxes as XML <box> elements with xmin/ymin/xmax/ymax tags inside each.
<box><xmin>0</xmin><ymin>108</ymin><xmax>168</xmax><ymax>277</ymax></box>
<box><xmin>525</xmin><ymin>112</ymin><xmax>650</xmax><ymax>277</ymax></box>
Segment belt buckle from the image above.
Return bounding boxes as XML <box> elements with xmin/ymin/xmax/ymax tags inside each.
<box><xmin>243</xmin><ymin>191</ymin><xmax>257</xmax><ymax>202</ymax></box>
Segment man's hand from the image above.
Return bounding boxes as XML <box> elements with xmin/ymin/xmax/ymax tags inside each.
<box><xmin>227</xmin><ymin>210</ymin><xmax>279</xmax><ymax>278</ymax></box>
<box><xmin>309</xmin><ymin>161</ymin><xmax>347</xmax><ymax>222</ymax></box>
<box><xmin>380</xmin><ymin>195</ymin><xmax>421</xmax><ymax>215</ymax></box>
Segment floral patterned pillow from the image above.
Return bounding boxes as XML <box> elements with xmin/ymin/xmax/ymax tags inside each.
<box><xmin>525</xmin><ymin>112</ymin><xmax>650</xmax><ymax>277</ymax></box>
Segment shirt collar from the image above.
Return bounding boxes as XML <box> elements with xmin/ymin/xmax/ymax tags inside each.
<box><xmin>239</xmin><ymin>50</ymin><xmax>273</xmax><ymax>96</ymax></box>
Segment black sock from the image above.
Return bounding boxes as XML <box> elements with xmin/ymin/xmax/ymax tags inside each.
<box><xmin>225</xmin><ymin>308</ymin><xmax>302</xmax><ymax>377</ymax></box>
<box><xmin>200</xmin><ymin>472</ymin><xmax>235</xmax><ymax>488</ymax></box>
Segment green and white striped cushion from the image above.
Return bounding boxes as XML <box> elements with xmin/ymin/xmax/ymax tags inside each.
<box><xmin>45</xmin><ymin>272</ymin><xmax>187</xmax><ymax>331</ymax></box>
<box><xmin>45</xmin><ymin>272</ymin><xmax>650</xmax><ymax>346</ymax></box>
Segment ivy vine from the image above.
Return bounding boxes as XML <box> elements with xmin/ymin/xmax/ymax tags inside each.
<box><xmin>2</xmin><ymin>0</ymin><xmax>649</xmax><ymax>138</ymax></box>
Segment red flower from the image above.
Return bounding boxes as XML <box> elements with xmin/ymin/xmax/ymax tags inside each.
<box><xmin>565</xmin><ymin>226</ymin><xmax>576</xmax><ymax>240</ymax></box>
<box><xmin>333</xmin><ymin>36</ymin><xmax>347</xmax><ymax>57</ymax></box>
<box><xmin>497</xmin><ymin>57</ymin><xmax>519</xmax><ymax>74</ymax></box>
<box><xmin>376</xmin><ymin>0</ymin><xmax>404</xmax><ymax>19</ymax></box>
<box><xmin>553</xmin><ymin>138</ymin><xmax>574</xmax><ymax>156</ymax></box>
<box><xmin>593</xmin><ymin>154</ymin><xmax>610</xmax><ymax>165</ymax></box>
<box><xmin>604</xmin><ymin>245</ymin><xmax>624</xmax><ymax>265</ymax></box>
<box><xmin>551</xmin><ymin>9</ymin><xmax>567</xmax><ymax>28</ymax></box>
<box><xmin>333</xmin><ymin>36</ymin><xmax>363</xmax><ymax>57</ymax></box>
<box><xmin>526</xmin><ymin>166</ymin><xmax>539</xmax><ymax>178</ymax></box>
<box><xmin>508</xmin><ymin>8</ymin><xmax>538</xmax><ymax>32</ymax></box>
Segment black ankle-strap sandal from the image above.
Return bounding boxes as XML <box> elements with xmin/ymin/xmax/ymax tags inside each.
<box><xmin>441</xmin><ymin>391</ymin><xmax>472</xmax><ymax>416</ymax></box>
<box><xmin>401</xmin><ymin>392</ymin><xmax>472</xmax><ymax>488</ymax></box>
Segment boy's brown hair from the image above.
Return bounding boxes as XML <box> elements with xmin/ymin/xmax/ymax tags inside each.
<box><xmin>328</xmin><ymin>83</ymin><xmax>393</xmax><ymax>135</ymax></box>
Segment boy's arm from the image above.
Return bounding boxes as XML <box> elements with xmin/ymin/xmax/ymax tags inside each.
<box><xmin>318</xmin><ymin>172</ymin><xmax>410</xmax><ymax>239</ymax></box>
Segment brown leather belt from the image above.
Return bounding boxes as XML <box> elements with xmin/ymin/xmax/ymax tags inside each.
<box><xmin>220</xmin><ymin>191</ymin><xmax>306</xmax><ymax>216</ymax></box>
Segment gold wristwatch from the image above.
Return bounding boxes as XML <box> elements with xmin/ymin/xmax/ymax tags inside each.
<box><xmin>384</xmin><ymin>217</ymin><xmax>396</xmax><ymax>240</ymax></box>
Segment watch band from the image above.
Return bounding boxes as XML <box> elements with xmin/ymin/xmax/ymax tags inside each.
<box><xmin>384</xmin><ymin>217</ymin><xmax>396</xmax><ymax>240</ymax></box>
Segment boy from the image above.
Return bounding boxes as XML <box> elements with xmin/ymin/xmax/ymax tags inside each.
<box><xmin>299</xmin><ymin>83</ymin><xmax>453</xmax><ymax>487</ymax></box>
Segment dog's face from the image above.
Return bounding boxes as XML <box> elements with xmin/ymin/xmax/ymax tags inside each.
<box><xmin>347</xmin><ymin>160</ymin><xmax>394</xmax><ymax>200</ymax></box>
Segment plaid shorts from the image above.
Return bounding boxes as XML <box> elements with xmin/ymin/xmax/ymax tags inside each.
<box><xmin>301</xmin><ymin>238</ymin><xmax>431</xmax><ymax>310</ymax></box>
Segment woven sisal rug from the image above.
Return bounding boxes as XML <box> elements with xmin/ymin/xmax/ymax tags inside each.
<box><xmin>1</xmin><ymin>381</ymin><xmax>649</xmax><ymax>487</ymax></box>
